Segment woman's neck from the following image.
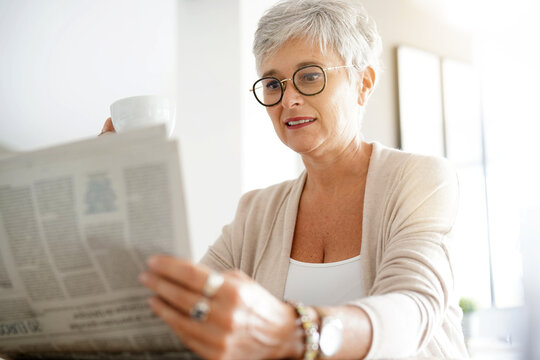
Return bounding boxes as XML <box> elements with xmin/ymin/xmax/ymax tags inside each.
<box><xmin>301</xmin><ymin>137</ymin><xmax>372</xmax><ymax>195</ymax></box>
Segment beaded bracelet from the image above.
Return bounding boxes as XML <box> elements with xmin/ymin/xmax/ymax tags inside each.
<box><xmin>287</xmin><ymin>301</ymin><xmax>320</xmax><ymax>360</ymax></box>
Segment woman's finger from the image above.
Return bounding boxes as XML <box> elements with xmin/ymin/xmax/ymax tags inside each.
<box><xmin>99</xmin><ymin>117</ymin><xmax>116</xmax><ymax>135</ymax></box>
<box><xmin>146</xmin><ymin>255</ymin><xmax>216</xmax><ymax>296</ymax></box>
<box><xmin>140</xmin><ymin>271</ymin><xmax>227</xmax><ymax>322</ymax></box>
<box><xmin>140</xmin><ymin>270</ymin><xmax>235</xmax><ymax>326</ymax></box>
<box><xmin>147</xmin><ymin>296</ymin><xmax>227</xmax><ymax>358</ymax></box>
<box><xmin>140</xmin><ymin>272</ymin><xmax>196</xmax><ymax>315</ymax></box>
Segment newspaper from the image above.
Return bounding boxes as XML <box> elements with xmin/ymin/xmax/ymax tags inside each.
<box><xmin>0</xmin><ymin>126</ymin><xmax>194</xmax><ymax>357</ymax></box>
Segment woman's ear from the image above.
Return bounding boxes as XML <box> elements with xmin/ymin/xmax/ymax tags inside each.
<box><xmin>357</xmin><ymin>66</ymin><xmax>376</xmax><ymax>106</ymax></box>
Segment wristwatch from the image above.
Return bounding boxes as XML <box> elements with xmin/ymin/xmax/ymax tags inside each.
<box><xmin>315</xmin><ymin>308</ymin><xmax>343</xmax><ymax>358</ymax></box>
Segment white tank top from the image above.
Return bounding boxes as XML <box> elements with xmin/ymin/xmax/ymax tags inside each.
<box><xmin>283</xmin><ymin>255</ymin><xmax>364</xmax><ymax>306</ymax></box>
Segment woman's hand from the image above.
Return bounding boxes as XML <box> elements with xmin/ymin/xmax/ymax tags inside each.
<box><xmin>139</xmin><ymin>255</ymin><xmax>303</xmax><ymax>360</ymax></box>
<box><xmin>99</xmin><ymin>117</ymin><xmax>116</xmax><ymax>135</ymax></box>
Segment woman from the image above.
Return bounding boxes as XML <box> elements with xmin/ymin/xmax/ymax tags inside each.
<box><xmin>103</xmin><ymin>0</ymin><xmax>468</xmax><ymax>359</ymax></box>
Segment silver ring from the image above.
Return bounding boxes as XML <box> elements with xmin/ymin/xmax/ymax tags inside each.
<box><xmin>189</xmin><ymin>298</ymin><xmax>210</xmax><ymax>322</ymax></box>
<box><xmin>203</xmin><ymin>272</ymin><xmax>224</xmax><ymax>298</ymax></box>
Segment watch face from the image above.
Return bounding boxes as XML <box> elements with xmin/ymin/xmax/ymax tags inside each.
<box><xmin>319</xmin><ymin>316</ymin><xmax>343</xmax><ymax>357</ymax></box>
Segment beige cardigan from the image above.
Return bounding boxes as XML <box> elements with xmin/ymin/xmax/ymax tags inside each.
<box><xmin>200</xmin><ymin>142</ymin><xmax>468</xmax><ymax>359</ymax></box>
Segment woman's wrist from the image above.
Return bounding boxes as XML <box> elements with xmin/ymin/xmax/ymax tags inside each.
<box><xmin>283</xmin><ymin>301</ymin><xmax>322</xmax><ymax>360</ymax></box>
<box><xmin>264</xmin><ymin>300</ymin><xmax>317</xmax><ymax>359</ymax></box>
<box><xmin>263</xmin><ymin>302</ymin><xmax>372</xmax><ymax>359</ymax></box>
<box><xmin>271</xmin><ymin>302</ymin><xmax>306</xmax><ymax>359</ymax></box>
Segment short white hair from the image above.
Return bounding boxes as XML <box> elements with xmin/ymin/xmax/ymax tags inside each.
<box><xmin>253</xmin><ymin>0</ymin><xmax>383</xmax><ymax>81</ymax></box>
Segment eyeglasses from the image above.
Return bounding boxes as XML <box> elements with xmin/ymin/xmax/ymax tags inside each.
<box><xmin>250</xmin><ymin>64</ymin><xmax>356</xmax><ymax>107</ymax></box>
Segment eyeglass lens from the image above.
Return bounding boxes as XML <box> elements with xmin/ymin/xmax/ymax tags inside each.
<box><xmin>253</xmin><ymin>65</ymin><xmax>326</xmax><ymax>106</ymax></box>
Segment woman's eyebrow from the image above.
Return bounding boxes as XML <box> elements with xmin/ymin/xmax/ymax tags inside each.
<box><xmin>262</xmin><ymin>69</ymin><xmax>279</xmax><ymax>77</ymax></box>
<box><xmin>296</xmin><ymin>61</ymin><xmax>324</xmax><ymax>68</ymax></box>
<box><xmin>261</xmin><ymin>61</ymin><xmax>326</xmax><ymax>78</ymax></box>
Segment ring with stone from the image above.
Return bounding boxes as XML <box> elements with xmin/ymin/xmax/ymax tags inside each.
<box><xmin>202</xmin><ymin>272</ymin><xmax>224</xmax><ymax>298</ymax></box>
<box><xmin>189</xmin><ymin>298</ymin><xmax>210</xmax><ymax>322</ymax></box>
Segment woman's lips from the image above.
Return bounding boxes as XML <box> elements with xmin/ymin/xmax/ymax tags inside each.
<box><xmin>284</xmin><ymin>117</ymin><xmax>316</xmax><ymax>129</ymax></box>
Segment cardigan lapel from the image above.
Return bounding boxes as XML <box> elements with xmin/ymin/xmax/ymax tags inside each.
<box><xmin>254</xmin><ymin>171</ymin><xmax>307</xmax><ymax>299</ymax></box>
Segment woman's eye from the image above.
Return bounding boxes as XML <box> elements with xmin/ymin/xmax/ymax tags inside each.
<box><xmin>265</xmin><ymin>80</ymin><xmax>280</xmax><ymax>90</ymax></box>
<box><xmin>301</xmin><ymin>72</ymin><xmax>322</xmax><ymax>82</ymax></box>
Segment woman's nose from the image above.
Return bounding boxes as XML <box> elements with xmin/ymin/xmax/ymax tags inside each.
<box><xmin>281</xmin><ymin>80</ymin><xmax>303</xmax><ymax>108</ymax></box>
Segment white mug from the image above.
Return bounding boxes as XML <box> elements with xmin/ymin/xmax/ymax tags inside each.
<box><xmin>110</xmin><ymin>95</ymin><xmax>176</xmax><ymax>137</ymax></box>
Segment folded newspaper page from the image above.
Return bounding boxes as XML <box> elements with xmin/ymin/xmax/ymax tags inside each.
<box><xmin>0</xmin><ymin>126</ymin><xmax>194</xmax><ymax>358</ymax></box>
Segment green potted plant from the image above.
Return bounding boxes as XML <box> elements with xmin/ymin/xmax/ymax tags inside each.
<box><xmin>459</xmin><ymin>297</ymin><xmax>479</xmax><ymax>340</ymax></box>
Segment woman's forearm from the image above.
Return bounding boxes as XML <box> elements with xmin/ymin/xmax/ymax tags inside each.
<box><xmin>333</xmin><ymin>305</ymin><xmax>373</xmax><ymax>359</ymax></box>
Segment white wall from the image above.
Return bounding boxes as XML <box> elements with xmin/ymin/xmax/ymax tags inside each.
<box><xmin>360</xmin><ymin>0</ymin><xmax>473</xmax><ymax>148</ymax></box>
<box><xmin>175</xmin><ymin>0</ymin><xmax>243</xmax><ymax>259</ymax></box>
<box><xmin>0</xmin><ymin>0</ymin><xmax>179</xmax><ymax>150</ymax></box>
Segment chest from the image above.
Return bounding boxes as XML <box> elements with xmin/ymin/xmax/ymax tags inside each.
<box><xmin>291</xmin><ymin>192</ymin><xmax>365</xmax><ymax>263</ymax></box>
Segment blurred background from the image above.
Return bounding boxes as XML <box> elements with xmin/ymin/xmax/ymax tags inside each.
<box><xmin>0</xmin><ymin>0</ymin><xmax>538</xmax><ymax>358</ymax></box>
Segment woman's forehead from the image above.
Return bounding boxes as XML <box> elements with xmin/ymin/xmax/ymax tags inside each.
<box><xmin>259</xmin><ymin>38</ymin><xmax>342</xmax><ymax>76</ymax></box>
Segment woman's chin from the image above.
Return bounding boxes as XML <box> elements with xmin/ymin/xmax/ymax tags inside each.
<box><xmin>286</xmin><ymin>142</ymin><xmax>321</xmax><ymax>157</ymax></box>
<box><xmin>279</xmin><ymin>131</ymin><xmax>326</xmax><ymax>155</ymax></box>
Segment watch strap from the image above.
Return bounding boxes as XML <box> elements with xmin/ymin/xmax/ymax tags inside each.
<box><xmin>312</xmin><ymin>306</ymin><xmax>343</xmax><ymax>359</ymax></box>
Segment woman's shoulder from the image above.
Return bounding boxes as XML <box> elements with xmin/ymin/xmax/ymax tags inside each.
<box><xmin>371</xmin><ymin>142</ymin><xmax>457</xmax><ymax>184</ymax></box>
<box><xmin>235</xmin><ymin>173</ymin><xmax>305</xmax><ymax>218</ymax></box>
<box><xmin>366</xmin><ymin>143</ymin><xmax>460</xmax><ymax>233</ymax></box>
